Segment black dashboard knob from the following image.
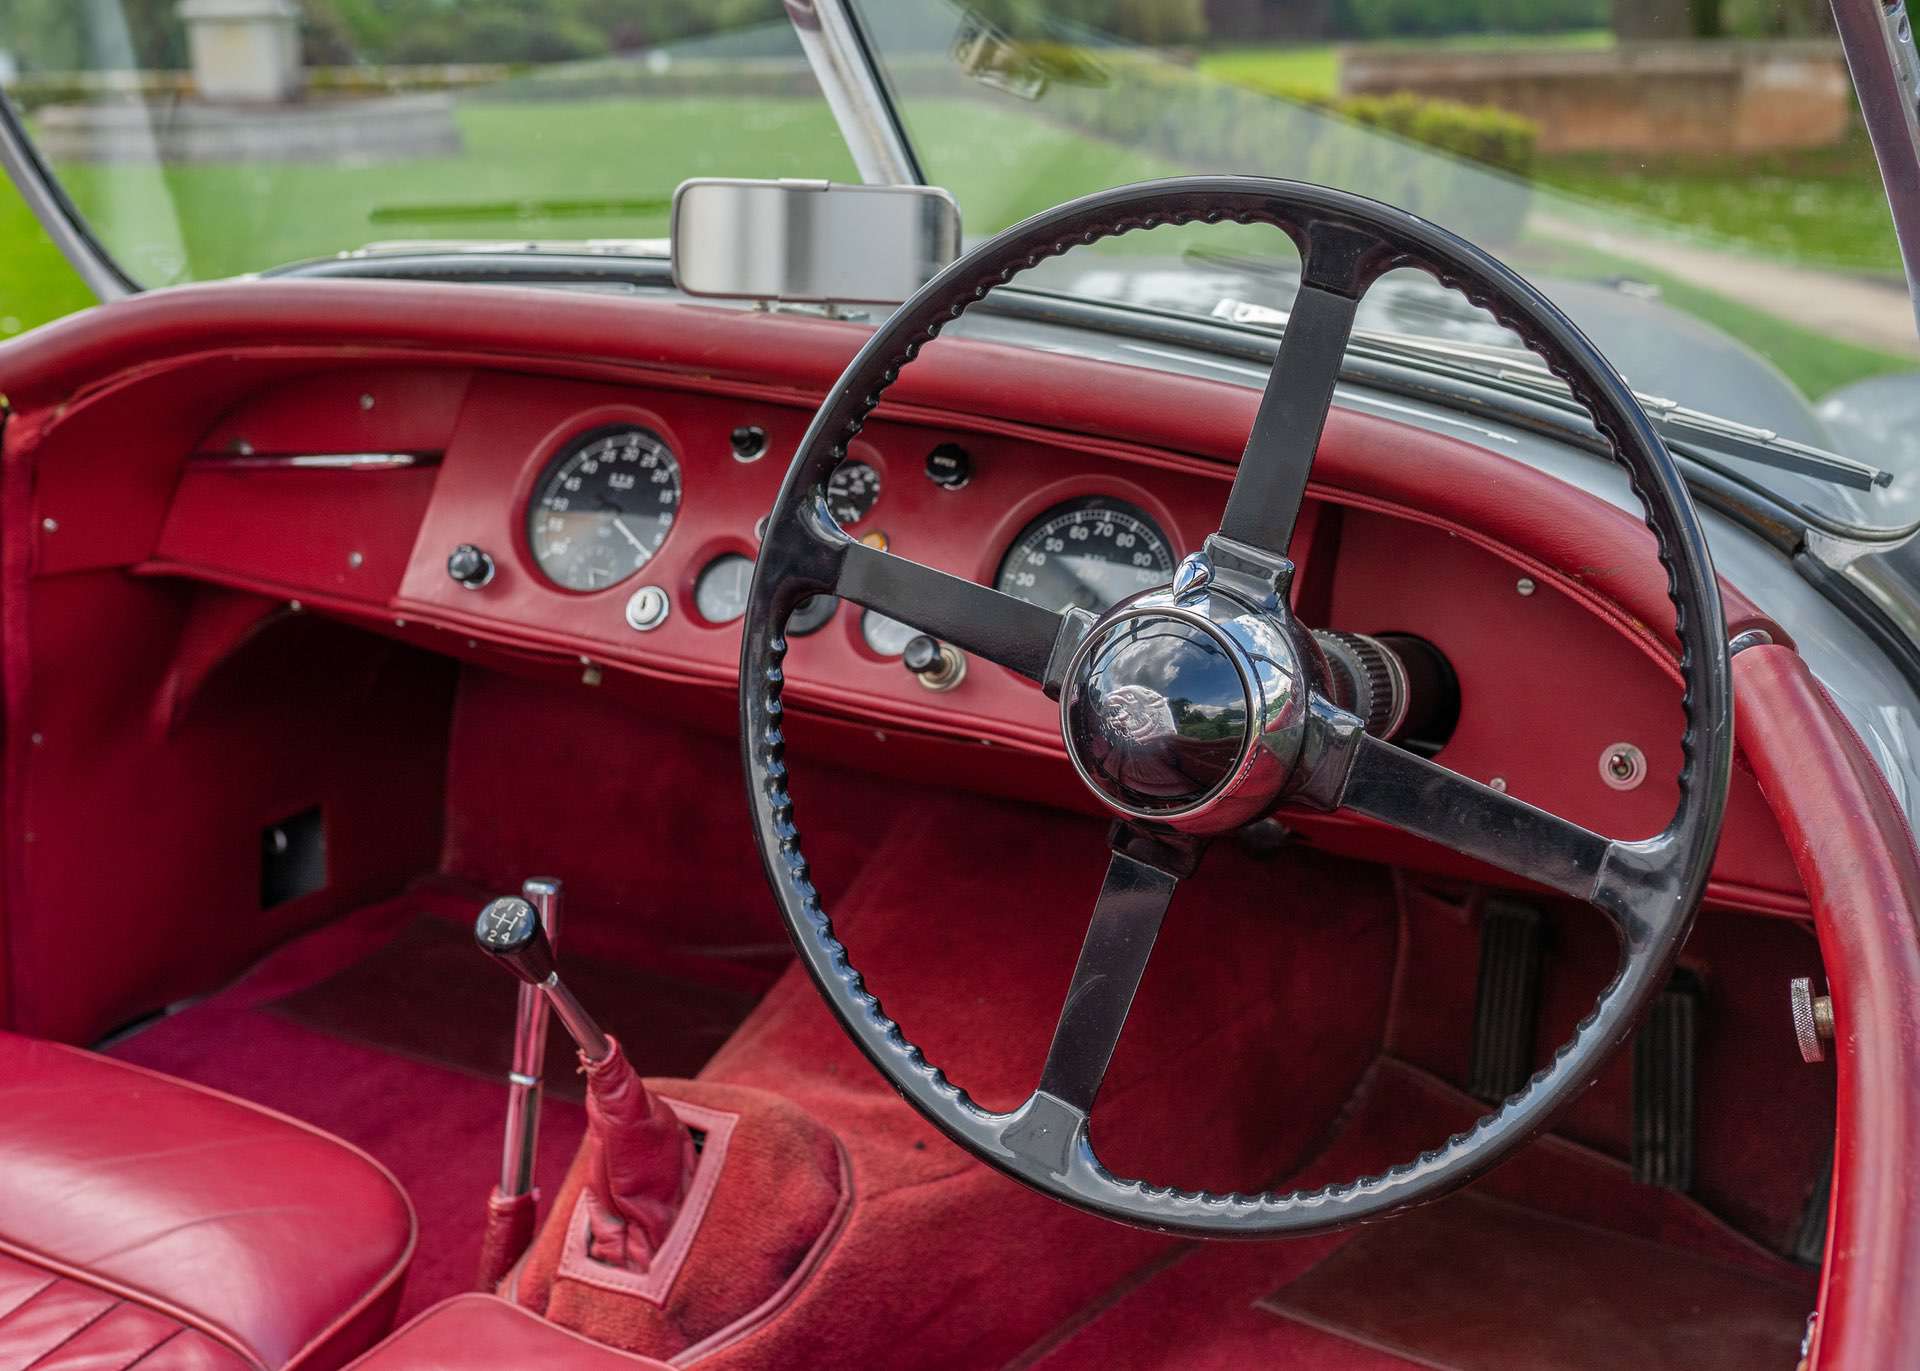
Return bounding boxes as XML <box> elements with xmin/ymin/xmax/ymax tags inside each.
<box><xmin>902</xmin><ymin>635</ymin><xmax>967</xmax><ymax>692</ymax></box>
<box><xmin>925</xmin><ymin>444</ymin><xmax>971</xmax><ymax>490</ymax></box>
<box><xmin>903</xmin><ymin>635</ymin><xmax>944</xmax><ymax>675</ymax></box>
<box><xmin>446</xmin><ymin>543</ymin><xmax>495</xmax><ymax>590</ymax></box>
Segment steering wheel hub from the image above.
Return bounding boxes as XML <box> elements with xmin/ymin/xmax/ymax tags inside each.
<box><xmin>1063</xmin><ymin>611</ymin><xmax>1250</xmax><ymax>813</ymax></box>
<box><xmin>1060</xmin><ymin>561</ymin><xmax>1313</xmax><ymax>833</ymax></box>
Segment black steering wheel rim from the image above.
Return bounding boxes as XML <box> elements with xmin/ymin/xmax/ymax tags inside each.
<box><xmin>740</xmin><ymin>176</ymin><xmax>1732</xmax><ymax>1237</ymax></box>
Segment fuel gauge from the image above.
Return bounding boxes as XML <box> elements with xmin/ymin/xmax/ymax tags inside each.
<box><xmin>694</xmin><ymin>553</ymin><xmax>754</xmax><ymax>624</ymax></box>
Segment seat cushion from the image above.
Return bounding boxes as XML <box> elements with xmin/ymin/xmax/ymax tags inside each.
<box><xmin>345</xmin><ymin>1296</ymin><xmax>673</xmax><ymax>1370</ymax></box>
<box><xmin>0</xmin><ymin>1033</ymin><xmax>415</xmax><ymax>1370</ymax></box>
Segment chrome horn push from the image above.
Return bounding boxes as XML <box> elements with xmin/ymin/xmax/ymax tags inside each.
<box><xmin>1059</xmin><ymin>536</ymin><xmax>1329</xmax><ymax>835</ymax></box>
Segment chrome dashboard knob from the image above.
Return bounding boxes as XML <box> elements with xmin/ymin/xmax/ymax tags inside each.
<box><xmin>447</xmin><ymin>543</ymin><xmax>495</xmax><ymax>590</ymax></box>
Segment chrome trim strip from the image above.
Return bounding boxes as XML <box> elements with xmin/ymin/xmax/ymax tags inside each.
<box><xmin>190</xmin><ymin>452</ymin><xmax>432</xmax><ymax>471</ymax></box>
<box><xmin>784</xmin><ymin>0</ymin><xmax>924</xmax><ymax>185</ymax></box>
<box><xmin>1833</xmin><ymin>0</ymin><xmax>1920</xmax><ymax>344</ymax></box>
<box><xmin>0</xmin><ymin>91</ymin><xmax>135</xmax><ymax>301</ymax></box>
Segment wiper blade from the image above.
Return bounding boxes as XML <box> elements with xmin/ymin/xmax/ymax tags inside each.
<box><xmin>1491</xmin><ymin>366</ymin><xmax>1892</xmax><ymax>492</ymax></box>
<box><xmin>367</xmin><ymin>194</ymin><xmax>671</xmax><ymax>226</ymax></box>
<box><xmin>337</xmin><ymin>237</ymin><xmax>670</xmax><ymax>260</ymax></box>
<box><xmin>1210</xmin><ymin>297</ymin><xmax>1891</xmax><ymax>492</ymax></box>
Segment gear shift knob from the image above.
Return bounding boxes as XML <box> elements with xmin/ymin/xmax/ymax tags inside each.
<box><xmin>475</xmin><ymin>896</ymin><xmax>556</xmax><ymax>986</ymax></box>
<box><xmin>475</xmin><ymin>896</ymin><xmax>611</xmax><ymax>1062</ymax></box>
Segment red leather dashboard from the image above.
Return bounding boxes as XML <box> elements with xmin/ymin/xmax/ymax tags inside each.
<box><xmin>3</xmin><ymin>280</ymin><xmax>1802</xmax><ymax>912</ymax></box>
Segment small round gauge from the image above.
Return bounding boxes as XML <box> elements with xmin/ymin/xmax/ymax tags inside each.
<box><xmin>827</xmin><ymin>460</ymin><xmax>882</xmax><ymax>526</ymax></box>
<box><xmin>788</xmin><ymin>594</ymin><xmax>838</xmax><ymax>637</ymax></box>
<box><xmin>861</xmin><ymin>609</ymin><xmax>921</xmax><ymax>658</ymax></box>
<box><xmin>528</xmin><ymin>425</ymin><xmax>682</xmax><ymax>592</ymax></box>
<box><xmin>995</xmin><ymin>497</ymin><xmax>1176</xmax><ymax>614</ymax></box>
<box><xmin>694</xmin><ymin>553</ymin><xmax>754</xmax><ymax>625</ymax></box>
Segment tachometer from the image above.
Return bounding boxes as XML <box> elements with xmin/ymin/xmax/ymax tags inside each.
<box><xmin>528</xmin><ymin>426</ymin><xmax>681</xmax><ymax>591</ymax></box>
<box><xmin>994</xmin><ymin>497</ymin><xmax>1175</xmax><ymax>614</ymax></box>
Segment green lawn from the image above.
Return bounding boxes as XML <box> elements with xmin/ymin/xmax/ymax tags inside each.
<box><xmin>1535</xmin><ymin>127</ymin><xmax>1902</xmax><ymax>275</ymax></box>
<box><xmin>0</xmin><ymin>191</ymin><xmax>94</xmax><ymax>340</ymax></box>
<box><xmin>0</xmin><ymin>88</ymin><xmax>1905</xmax><ymax>402</ymax></box>
<box><xmin>1193</xmin><ymin>45</ymin><xmax>1341</xmax><ymax>98</ymax></box>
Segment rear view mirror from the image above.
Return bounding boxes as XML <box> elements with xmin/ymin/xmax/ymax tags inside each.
<box><xmin>671</xmin><ymin>179</ymin><xmax>961</xmax><ymax>306</ymax></box>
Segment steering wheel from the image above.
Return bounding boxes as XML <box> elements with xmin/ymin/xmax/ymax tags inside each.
<box><xmin>740</xmin><ymin>177</ymin><xmax>1733</xmax><ymax>1236</ymax></box>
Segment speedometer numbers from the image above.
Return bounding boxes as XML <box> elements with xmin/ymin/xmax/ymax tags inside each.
<box><xmin>995</xmin><ymin>497</ymin><xmax>1176</xmax><ymax>614</ymax></box>
<box><xmin>528</xmin><ymin>426</ymin><xmax>681</xmax><ymax>592</ymax></box>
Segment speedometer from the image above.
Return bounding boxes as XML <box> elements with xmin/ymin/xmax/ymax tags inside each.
<box><xmin>995</xmin><ymin>497</ymin><xmax>1175</xmax><ymax>614</ymax></box>
<box><xmin>528</xmin><ymin>426</ymin><xmax>681</xmax><ymax>592</ymax></box>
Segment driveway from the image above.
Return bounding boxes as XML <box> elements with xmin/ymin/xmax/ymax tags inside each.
<box><xmin>1534</xmin><ymin>210</ymin><xmax>1920</xmax><ymax>358</ymax></box>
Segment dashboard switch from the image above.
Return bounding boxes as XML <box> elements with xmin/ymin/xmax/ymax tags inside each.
<box><xmin>904</xmin><ymin>635</ymin><xmax>967</xmax><ymax>691</ymax></box>
<box><xmin>925</xmin><ymin>443</ymin><xmax>972</xmax><ymax>490</ymax></box>
<box><xmin>730</xmin><ymin>425</ymin><xmax>768</xmax><ymax>462</ymax></box>
<box><xmin>447</xmin><ymin>543</ymin><xmax>495</xmax><ymax>590</ymax></box>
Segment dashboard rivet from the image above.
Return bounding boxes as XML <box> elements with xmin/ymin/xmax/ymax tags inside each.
<box><xmin>1515</xmin><ymin>577</ymin><xmax>1536</xmax><ymax>597</ymax></box>
<box><xmin>289</xmin><ymin>600</ymin><xmax>303</xmax><ymax>613</ymax></box>
<box><xmin>1601</xmin><ymin>743</ymin><xmax>1647</xmax><ymax>791</ymax></box>
<box><xmin>625</xmin><ymin>584</ymin><xmax>671</xmax><ymax>633</ymax></box>
<box><xmin>581</xmin><ymin>666</ymin><xmax>603</xmax><ymax>687</ymax></box>
<box><xmin>40</xmin><ymin>517</ymin><xmax>56</xmax><ymax>533</ymax></box>
<box><xmin>359</xmin><ymin>394</ymin><xmax>375</xmax><ymax>411</ymax></box>
<box><xmin>347</xmin><ymin>551</ymin><xmax>364</xmax><ymax>569</ymax></box>
<box><xmin>1489</xmin><ymin>776</ymin><xmax>1508</xmax><ymax>793</ymax></box>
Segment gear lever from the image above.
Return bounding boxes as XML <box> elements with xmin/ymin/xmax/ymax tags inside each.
<box><xmin>476</xmin><ymin>895</ymin><xmax>611</xmax><ymax>1062</ymax></box>
<box><xmin>474</xmin><ymin>895</ymin><xmax>695</xmax><ymax>1272</ymax></box>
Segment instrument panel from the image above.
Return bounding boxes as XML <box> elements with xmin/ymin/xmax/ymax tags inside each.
<box><xmin>154</xmin><ymin>359</ymin><xmax>1808</xmax><ymax>914</ymax></box>
<box><xmin>499</xmin><ymin>386</ymin><xmax>1201</xmax><ymax>671</ymax></box>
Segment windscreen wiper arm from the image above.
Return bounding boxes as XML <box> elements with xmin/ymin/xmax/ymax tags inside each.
<box><xmin>1490</xmin><ymin>366</ymin><xmax>1892</xmax><ymax>492</ymax></box>
<box><xmin>1210</xmin><ymin>296</ymin><xmax>1890</xmax><ymax>491</ymax></box>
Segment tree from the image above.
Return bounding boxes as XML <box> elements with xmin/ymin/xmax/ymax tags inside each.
<box><xmin>1610</xmin><ymin>0</ymin><xmax>1701</xmax><ymax>38</ymax></box>
<box><xmin>1206</xmin><ymin>0</ymin><xmax>1333</xmax><ymax>41</ymax></box>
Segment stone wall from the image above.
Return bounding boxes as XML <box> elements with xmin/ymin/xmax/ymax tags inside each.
<box><xmin>1340</xmin><ymin>41</ymin><xmax>1852</xmax><ymax>154</ymax></box>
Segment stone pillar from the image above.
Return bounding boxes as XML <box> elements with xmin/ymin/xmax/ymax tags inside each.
<box><xmin>178</xmin><ymin>0</ymin><xmax>304</xmax><ymax>104</ymax></box>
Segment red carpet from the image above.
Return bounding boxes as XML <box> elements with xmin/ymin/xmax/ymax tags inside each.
<box><xmin>1013</xmin><ymin>1060</ymin><xmax>1815</xmax><ymax>1371</ymax></box>
<box><xmin>106</xmin><ymin>894</ymin><xmax>585</xmax><ymax>1320</ymax></box>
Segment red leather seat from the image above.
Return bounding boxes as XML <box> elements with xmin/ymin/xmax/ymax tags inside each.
<box><xmin>345</xmin><ymin>1296</ymin><xmax>674</xmax><ymax>1370</ymax></box>
<box><xmin>0</xmin><ymin>1033</ymin><xmax>415</xmax><ymax>1370</ymax></box>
